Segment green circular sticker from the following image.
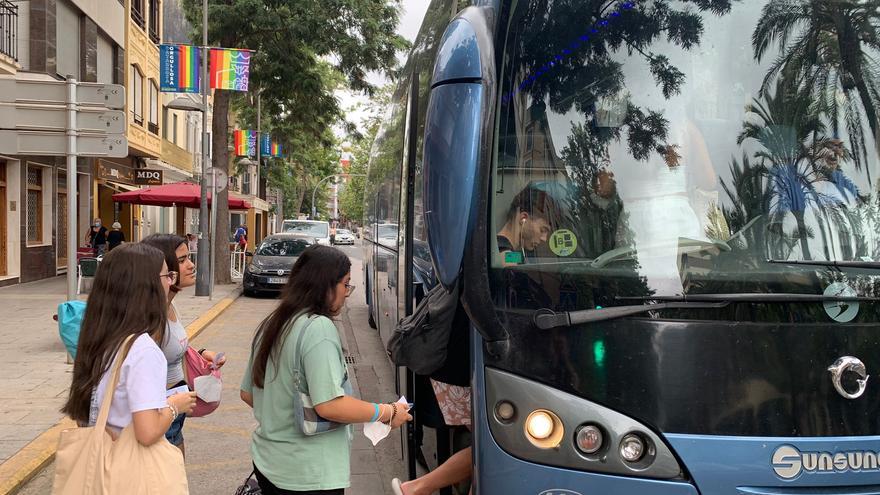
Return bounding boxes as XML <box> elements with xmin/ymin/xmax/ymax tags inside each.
<box><xmin>549</xmin><ymin>229</ymin><xmax>578</xmax><ymax>257</ymax></box>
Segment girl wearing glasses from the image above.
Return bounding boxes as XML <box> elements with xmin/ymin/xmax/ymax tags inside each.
<box><xmin>61</xmin><ymin>243</ymin><xmax>197</xmax><ymax>451</ymax></box>
<box><xmin>241</xmin><ymin>245</ymin><xmax>411</xmax><ymax>494</ymax></box>
<box><xmin>143</xmin><ymin>234</ymin><xmax>227</xmax><ymax>455</ymax></box>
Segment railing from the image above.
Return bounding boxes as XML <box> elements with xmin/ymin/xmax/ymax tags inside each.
<box><xmin>0</xmin><ymin>0</ymin><xmax>18</xmax><ymax>62</ymax></box>
<box><xmin>230</xmin><ymin>250</ymin><xmax>246</xmax><ymax>280</ymax></box>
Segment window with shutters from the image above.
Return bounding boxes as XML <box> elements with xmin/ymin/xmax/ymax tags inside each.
<box><xmin>26</xmin><ymin>166</ymin><xmax>43</xmax><ymax>245</ymax></box>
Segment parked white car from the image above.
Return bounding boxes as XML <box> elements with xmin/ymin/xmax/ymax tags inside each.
<box><xmin>281</xmin><ymin>219</ymin><xmax>331</xmax><ymax>245</ymax></box>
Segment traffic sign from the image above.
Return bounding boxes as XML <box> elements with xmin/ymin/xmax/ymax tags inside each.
<box><xmin>205</xmin><ymin>167</ymin><xmax>228</xmax><ymax>192</ymax></box>
<box><xmin>0</xmin><ymin>130</ymin><xmax>127</xmax><ymax>157</ymax></box>
<box><xmin>0</xmin><ymin>104</ymin><xmax>125</xmax><ymax>133</ymax></box>
<box><xmin>0</xmin><ymin>79</ymin><xmax>125</xmax><ymax>109</ymax></box>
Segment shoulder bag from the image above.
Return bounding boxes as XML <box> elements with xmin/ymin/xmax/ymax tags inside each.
<box><xmin>52</xmin><ymin>334</ymin><xmax>189</xmax><ymax>495</ymax></box>
<box><xmin>387</xmin><ymin>282</ymin><xmax>460</xmax><ymax>376</ymax></box>
<box><xmin>291</xmin><ymin>314</ymin><xmax>352</xmax><ymax>436</ymax></box>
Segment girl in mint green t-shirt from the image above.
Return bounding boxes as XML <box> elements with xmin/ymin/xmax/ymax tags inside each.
<box><xmin>241</xmin><ymin>245</ymin><xmax>412</xmax><ymax>494</ymax></box>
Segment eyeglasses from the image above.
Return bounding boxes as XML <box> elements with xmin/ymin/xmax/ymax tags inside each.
<box><xmin>160</xmin><ymin>271</ymin><xmax>179</xmax><ymax>283</ymax></box>
<box><xmin>345</xmin><ymin>283</ymin><xmax>355</xmax><ymax>296</ymax></box>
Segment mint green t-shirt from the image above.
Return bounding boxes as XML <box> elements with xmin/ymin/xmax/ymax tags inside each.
<box><xmin>241</xmin><ymin>313</ymin><xmax>352</xmax><ymax>491</ymax></box>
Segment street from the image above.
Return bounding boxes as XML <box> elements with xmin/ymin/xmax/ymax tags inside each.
<box><xmin>15</xmin><ymin>244</ymin><xmax>407</xmax><ymax>495</ymax></box>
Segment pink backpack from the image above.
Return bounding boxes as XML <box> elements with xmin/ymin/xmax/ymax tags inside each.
<box><xmin>183</xmin><ymin>347</ymin><xmax>222</xmax><ymax>417</ymax></box>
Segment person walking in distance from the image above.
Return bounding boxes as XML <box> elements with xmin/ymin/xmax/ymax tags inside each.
<box><xmin>60</xmin><ymin>243</ymin><xmax>197</xmax><ymax>462</ymax></box>
<box><xmin>85</xmin><ymin>218</ymin><xmax>108</xmax><ymax>257</ymax></box>
<box><xmin>107</xmin><ymin>222</ymin><xmax>126</xmax><ymax>251</ymax></box>
<box><xmin>143</xmin><ymin>234</ymin><xmax>226</xmax><ymax>456</ymax></box>
<box><xmin>241</xmin><ymin>245</ymin><xmax>411</xmax><ymax>494</ymax></box>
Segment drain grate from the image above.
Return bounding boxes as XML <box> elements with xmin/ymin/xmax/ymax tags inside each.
<box><xmin>344</xmin><ymin>355</ymin><xmax>357</xmax><ymax>364</ymax></box>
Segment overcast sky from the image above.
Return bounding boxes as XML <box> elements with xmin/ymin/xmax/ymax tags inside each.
<box><xmin>335</xmin><ymin>0</ymin><xmax>430</xmax><ymax>138</ymax></box>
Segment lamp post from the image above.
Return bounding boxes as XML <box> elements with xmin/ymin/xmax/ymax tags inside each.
<box><xmin>166</xmin><ymin>95</ymin><xmax>210</xmax><ymax>297</ymax></box>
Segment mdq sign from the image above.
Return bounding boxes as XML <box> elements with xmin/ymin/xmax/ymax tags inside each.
<box><xmin>135</xmin><ymin>169</ymin><xmax>164</xmax><ymax>186</ymax></box>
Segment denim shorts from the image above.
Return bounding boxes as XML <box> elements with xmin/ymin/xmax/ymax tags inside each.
<box><xmin>165</xmin><ymin>413</ymin><xmax>186</xmax><ymax>446</ymax></box>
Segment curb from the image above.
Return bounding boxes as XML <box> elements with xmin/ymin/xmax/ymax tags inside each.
<box><xmin>0</xmin><ymin>289</ymin><xmax>242</xmax><ymax>495</ymax></box>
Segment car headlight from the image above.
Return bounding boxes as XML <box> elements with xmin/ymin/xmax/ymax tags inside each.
<box><xmin>247</xmin><ymin>264</ymin><xmax>262</xmax><ymax>274</ymax></box>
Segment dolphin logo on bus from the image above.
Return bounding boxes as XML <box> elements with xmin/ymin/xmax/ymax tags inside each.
<box><xmin>772</xmin><ymin>445</ymin><xmax>880</xmax><ymax>479</ymax></box>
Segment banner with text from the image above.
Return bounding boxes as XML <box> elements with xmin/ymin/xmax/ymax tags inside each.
<box><xmin>159</xmin><ymin>44</ymin><xmax>200</xmax><ymax>93</ymax></box>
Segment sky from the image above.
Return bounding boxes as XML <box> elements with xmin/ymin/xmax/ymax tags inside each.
<box><xmin>334</xmin><ymin>0</ymin><xmax>430</xmax><ymax>139</ymax></box>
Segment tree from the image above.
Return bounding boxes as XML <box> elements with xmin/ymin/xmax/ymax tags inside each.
<box><xmin>736</xmin><ymin>78</ymin><xmax>851</xmax><ymax>260</ymax></box>
<box><xmin>752</xmin><ymin>0</ymin><xmax>880</xmax><ymax>182</ymax></box>
<box><xmin>181</xmin><ymin>0</ymin><xmax>408</xmax><ymax>283</ymax></box>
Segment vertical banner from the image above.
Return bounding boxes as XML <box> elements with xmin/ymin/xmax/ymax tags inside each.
<box><xmin>209</xmin><ymin>48</ymin><xmax>251</xmax><ymax>91</ymax></box>
<box><xmin>260</xmin><ymin>134</ymin><xmax>271</xmax><ymax>156</ymax></box>
<box><xmin>271</xmin><ymin>142</ymin><xmax>282</xmax><ymax>157</ymax></box>
<box><xmin>234</xmin><ymin>130</ymin><xmax>257</xmax><ymax>157</ymax></box>
<box><xmin>159</xmin><ymin>44</ymin><xmax>200</xmax><ymax>93</ymax></box>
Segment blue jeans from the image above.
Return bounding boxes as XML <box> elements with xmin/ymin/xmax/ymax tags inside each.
<box><xmin>165</xmin><ymin>413</ymin><xmax>186</xmax><ymax>446</ymax></box>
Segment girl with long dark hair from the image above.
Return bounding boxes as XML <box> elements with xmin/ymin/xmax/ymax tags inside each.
<box><xmin>62</xmin><ymin>243</ymin><xmax>197</xmax><ymax>447</ymax></box>
<box><xmin>142</xmin><ymin>234</ymin><xmax>226</xmax><ymax>455</ymax></box>
<box><xmin>241</xmin><ymin>245</ymin><xmax>412</xmax><ymax>494</ymax></box>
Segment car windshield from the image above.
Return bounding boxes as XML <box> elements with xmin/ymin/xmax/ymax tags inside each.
<box><xmin>492</xmin><ymin>0</ymin><xmax>880</xmax><ymax>311</ymax></box>
<box><xmin>282</xmin><ymin>221</ymin><xmax>329</xmax><ymax>237</ymax></box>
<box><xmin>257</xmin><ymin>239</ymin><xmax>310</xmax><ymax>257</ymax></box>
<box><xmin>338</xmin><ymin>229</ymin><xmax>351</xmax><ymax>235</ymax></box>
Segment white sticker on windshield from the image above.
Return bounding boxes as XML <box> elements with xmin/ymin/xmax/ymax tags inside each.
<box><xmin>824</xmin><ymin>282</ymin><xmax>859</xmax><ymax>323</ymax></box>
<box><xmin>549</xmin><ymin>229</ymin><xmax>577</xmax><ymax>257</ymax></box>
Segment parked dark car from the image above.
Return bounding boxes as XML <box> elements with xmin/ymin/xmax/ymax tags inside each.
<box><xmin>243</xmin><ymin>234</ymin><xmax>314</xmax><ymax>296</ymax></box>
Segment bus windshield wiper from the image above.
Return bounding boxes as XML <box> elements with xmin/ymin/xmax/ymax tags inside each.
<box><xmin>767</xmin><ymin>259</ymin><xmax>880</xmax><ymax>269</ymax></box>
<box><xmin>534</xmin><ymin>302</ymin><xmax>730</xmax><ymax>330</ymax></box>
<box><xmin>535</xmin><ymin>292</ymin><xmax>880</xmax><ymax>330</ymax></box>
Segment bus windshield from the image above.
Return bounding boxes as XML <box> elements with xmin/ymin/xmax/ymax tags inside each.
<box><xmin>282</xmin><ymin>221</ymin><xmax>329</xmax><ymax>238</ymax></box>
<box><xmin>492</xmin><ymin>0</ymin><xmax>880</xmax><ymax>311</ymax></box>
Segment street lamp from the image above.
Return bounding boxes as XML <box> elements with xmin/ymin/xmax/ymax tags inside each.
<box><xmin>166</xmin><ymin>96</ymin><xmax>210</xmax><ymax>296</ymax></box>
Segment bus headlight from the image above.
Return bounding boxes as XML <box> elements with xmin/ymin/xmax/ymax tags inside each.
<box><xmin>575</xmin><ymin>425</ymin><xmax>604</xmax><ymax>455</ymax></box>
<box><xmin>524</xmin><ymin>409</ymin><xmax>563</xmax><ymax>449</ymax></box>
<box><xmin>619</xmin><ymin>434</ymin><xmax>646</xmax><ymax>462</ymax></box>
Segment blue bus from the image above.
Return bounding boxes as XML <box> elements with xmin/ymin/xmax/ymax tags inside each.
<box><xmin>363</xmin><ymin>0</ymin><xmax>880</xmax><ymax>493</ymax></box>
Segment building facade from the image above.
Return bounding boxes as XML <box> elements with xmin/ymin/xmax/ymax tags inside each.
<box><xmin>1</xmin><ymin>0</ymin><xmax>124</xmax><ymax>286</ymax></box>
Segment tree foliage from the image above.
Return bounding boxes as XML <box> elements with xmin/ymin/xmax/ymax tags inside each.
<box><xmin>180</xmin><ymin>0</ymin><xmax>408</xmax><ymax>282</ymax></box>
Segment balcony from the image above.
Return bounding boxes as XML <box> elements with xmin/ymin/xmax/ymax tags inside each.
<box><xmin>0</xmin><ymin>0</ymin><xmax>18</xmax><ymax>74</ymax></box>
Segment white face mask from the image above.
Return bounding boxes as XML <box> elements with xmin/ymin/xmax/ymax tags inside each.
<box><xmin>94</xmin><ymin>222</ymin><xmax>101</xmax><ymax>227</ymax></box>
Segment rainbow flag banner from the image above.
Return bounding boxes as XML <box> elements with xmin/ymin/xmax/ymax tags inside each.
<box><xmin>159</xmin><ymin>44</ymin><xmax>200</xmax><ymax>93</ymax></box>
<box><xmin>210</xmin><ymin>48</ymin><xmax>251</xmax><ymax>91</ymax></box>
<box><xmin>234</xmin><ymin>130</ymin><xmax>257</xmax><ymax>157</ymax></box>
<box><xmin>271</xmin><ymin>142</ymin><xmax>282</xmax><ymax>157</ymax></box>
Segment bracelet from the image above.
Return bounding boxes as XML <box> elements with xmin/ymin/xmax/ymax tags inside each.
<box><xmin>167</xmin><ymin>403</ymin><xmax>178</xmax><ymax>422</ymax></box>
<box><xmin>198</xmin><ymin>348</ymin><xmax>207</xmax><ymax>356</ymax></box>
<box><xmin>387</xmin><ymin>402</ymin><xmax>398</xmax><ymax>425</ymax></box>
<box><xmin>369</xmin><ymin>403</ymin><xmax>380</xmax><ymax>423</ymax></box>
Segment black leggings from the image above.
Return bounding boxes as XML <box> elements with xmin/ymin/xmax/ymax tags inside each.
<box><xmin>253</xmin><ymin>465</ymin><xmax>344</xmax><ymax>495</ymax></box>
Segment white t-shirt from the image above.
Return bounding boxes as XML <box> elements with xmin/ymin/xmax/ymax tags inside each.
<box><xmin>88</xmin><ymin>333</ymin><xmax>169</xmax><ymax>432</ymax></box>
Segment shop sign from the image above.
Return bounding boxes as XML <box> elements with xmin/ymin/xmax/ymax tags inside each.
<box><xmin>135</xmin><ymin>169</ymin><xmax>164</xmax><ymax>185</ymax></box>
<box><xmin>97</xmin><ymin>160</ymin><xmax>134</xmax><ymax>184</ymax></box>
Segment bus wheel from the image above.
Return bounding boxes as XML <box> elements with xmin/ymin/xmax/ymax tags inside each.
<box><xmin>368</xmin><ymin>308</ymin><xmax>377</xmax><ymax>329</ymax></box>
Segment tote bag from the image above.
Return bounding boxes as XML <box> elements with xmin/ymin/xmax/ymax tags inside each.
<box><xmin>52</xmin><ymin>335</ymin><xmax>189</xmax><ymax>495</ymax></box>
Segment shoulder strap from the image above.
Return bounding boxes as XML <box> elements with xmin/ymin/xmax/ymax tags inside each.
<box><xmin>293</xmin><ymin>314</ymin><xmax>320</xmax><ymax>382</ymax></box>
<box><xmin>94</xmin><ymin>334</ymin><xmax>138</xmax><ymax>430</ymax></box>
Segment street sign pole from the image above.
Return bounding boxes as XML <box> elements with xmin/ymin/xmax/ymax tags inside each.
<box><xmin>66</xmin><ymin>78</ymin><xmax>78</xmax><ymax>301</ymax></box>
<box><xmin>209</xmin><ymin>167</ymin><xmax>216</xmax><ymax>301</ymax></box>
<box><xmin>195</xmin><ymin>0</ymin><xmax>211</xmax><ymax>297</ymax></box>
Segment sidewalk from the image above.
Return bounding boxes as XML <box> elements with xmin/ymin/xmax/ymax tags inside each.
<box><xmin>0</xmin><ymin>275</ymin><xmax>240</xmax><ymax>493</ymax></box>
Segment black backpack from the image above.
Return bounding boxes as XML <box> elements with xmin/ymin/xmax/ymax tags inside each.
<box><xmin>387</xmin><ymin>282</ymin><xmax>460</xmax><ymax>376</ymax></box>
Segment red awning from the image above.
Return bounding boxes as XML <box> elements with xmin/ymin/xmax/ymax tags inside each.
<box><xmin>112</xmin><ymin>182</ymin><xmax>252</xmax><ymax>210</ymax></box>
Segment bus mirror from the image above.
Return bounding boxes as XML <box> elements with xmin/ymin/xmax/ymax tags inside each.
<box><xmin>424</xmin><ymin>18</ymin><xmax>484</xmax><ymax>291</ymax></box>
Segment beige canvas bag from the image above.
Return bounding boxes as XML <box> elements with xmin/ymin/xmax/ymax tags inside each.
<box><xmin>52</xmin><ymin>334</ymin><xmax>189</xmax><ymax>495</ymax></box>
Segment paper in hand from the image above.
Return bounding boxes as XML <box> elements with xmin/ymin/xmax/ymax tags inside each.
<box><xmin>363</xmin><ymin>396</ymin><xmax>408</xmax><ymax>446</ymax></box>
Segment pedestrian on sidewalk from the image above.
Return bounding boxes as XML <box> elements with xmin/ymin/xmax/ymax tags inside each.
<box><xmin>60</xmin><ymin>242</ymin><xmax>197</xmax><ymax>448</ymax></box>
<box><xmin>85</xmin><ymin>218</ymin><xmax>108</xmax><ymax>257</ymax></box>
<box><xmin>107</xmin><ymin>222</ymin><xmax>125</xmax><ymax>251</ymax></box>
<box><xmin>143</xmin><ymin>234</ymin><xmax>227</xmax><ymax>456</ymax></box>
<box><xmin>241</xmin><ymin>245</ymin><xmax>412</xmax><ymax>495</ymax></box>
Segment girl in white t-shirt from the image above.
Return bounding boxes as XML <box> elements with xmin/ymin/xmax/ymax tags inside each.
<box><xmin>62</xmin><ymin>243</ymin><xmax>197</xmax><ymax>447</ymax></box>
